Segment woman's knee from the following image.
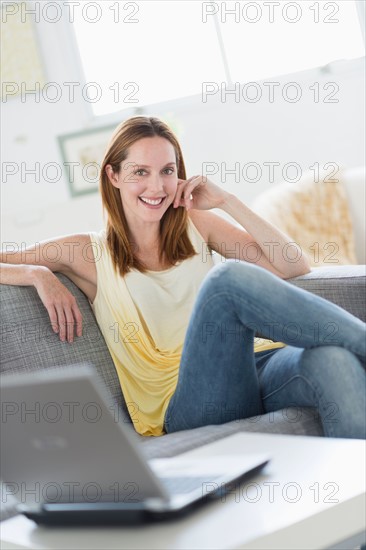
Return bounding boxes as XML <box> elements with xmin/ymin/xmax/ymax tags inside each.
<box><xmin>300</xmin><ymin>346</ymin><xmax>365</xmax><ymax>390</ymax></box>
<box><xmin>299</xmin><ymin>346</ymin><xmax>365</xmax><ymax>438</ymax></box>
<box><xmin>203</xmin><ymin>259</ymin><xmax>270</xmax><ymax>295</ymax></box>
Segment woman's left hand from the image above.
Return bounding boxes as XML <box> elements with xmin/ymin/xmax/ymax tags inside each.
<box><xmin>173</xmin><ymin>176</ymin><xmax>229</xmax><ymax>211</ymax></box>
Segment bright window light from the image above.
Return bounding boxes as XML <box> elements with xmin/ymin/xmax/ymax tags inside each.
<box><xmin>72</xmin><ymin>1</ymin><xmax>226</xmax><ymax>116</ymax></box>
<box><xmin>72</xmin><ymin>1</ymin><xmax>365</xmax><ymax>117</ymax></box>
<box><xmin>218</xmin><ymin>0</ymin><xmax>365</xmax><ymax>82</ymax></box>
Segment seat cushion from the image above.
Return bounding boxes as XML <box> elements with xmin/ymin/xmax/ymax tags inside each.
<box><xmin>137</xmin><ymin>408</ymin><xmax>323</xmax><ymax>459</ymax></box>
<box><xmin>0</xmin><ymin>274</ymin><xmax>131</xmax><ymax>423</ymax></box>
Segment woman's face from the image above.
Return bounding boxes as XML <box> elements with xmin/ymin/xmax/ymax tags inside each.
<box><xmin>109</xmin><ymin>136</ymin><xmax>178</xmax><ymax>225</ymax></box>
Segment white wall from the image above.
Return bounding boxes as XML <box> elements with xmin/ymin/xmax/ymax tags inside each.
<box><xmin>1</xmin><ymin>13</ymin><xmax>365</xmax><ymax>247</ymax></box>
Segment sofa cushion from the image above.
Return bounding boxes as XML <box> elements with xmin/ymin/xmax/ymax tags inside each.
<box><xmin>288</xmin><ymin>264</ymin><xmax>366</xmax><ymax>322</ymax></box>
<box><xmin>137</xmin><ymin>408</ymin><xmax>323</xmax><ymax>460</ymax></box>
<box><xmin>250</xmin><ymin>167</ymin><xmax>359</xmax><ymax>267</ymax></box>
<box><xmin>6</xmin><ymin>264</ymin><xmax>366</xmax><ymax>522</ymax></box>
<box><xmin>0</xmin><ymin>274</ymin><xmax>131</xmax><ymax>423</ymax></box>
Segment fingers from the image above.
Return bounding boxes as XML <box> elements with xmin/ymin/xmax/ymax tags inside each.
<box><xmin>37</xmin><ymin>271</ymin><xmax>83</xmax><ymax>344</ymax></box>
<box><xmin>54</xmin><ymin>304</ymin><xmax>68</xmax><ymax>342</ymax></box>
<box><xmin>49</xmin><ymin>301</ymin><xmax>83</xmax><ymax>343</ymax></box>
<box><xmin>183</xmin><ymin>175</ymin><xmax>201</xmax><ymax>210</ymax></box>
<box><xmin>65</xmin><ymin>307</ymin><xmax>76</xmax><ymax>343</ymax></box>
<box><xmin>48</xmin><ymin>305</ymin><xmax>59</xmax><ymax>335</ymax></box>
<box><xmin>174</xmin><ymin>178</ymin><xmax>187</xmax><ymax>208</ymax></box>
<box><xmin>175</xmin><ymin>176</ymin><xmax>200</xmax><ymax>210</ymax></box>
<box><xmin>72</xmin><ymin>303</ymin><xmax>83</xmax><ymax>338</ymax></box>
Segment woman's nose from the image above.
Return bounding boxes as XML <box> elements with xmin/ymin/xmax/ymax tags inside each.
<box><xmin>147</xmin><ymin>174</ymin><xmax>164</xmax><ymax>192</ymax></box>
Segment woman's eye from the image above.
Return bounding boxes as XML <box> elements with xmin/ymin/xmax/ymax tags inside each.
<box><xmin>163</xmin><ymin>168</ymin><xmax>174</xmax><ymax>175</ymax></box>
<box><xmin>134</xmin><ymin>169</ymin><xmax>145</xmax><ymax>176</ymax></box>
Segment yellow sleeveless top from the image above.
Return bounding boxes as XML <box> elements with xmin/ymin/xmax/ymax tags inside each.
<box><xmin>88</xmin><ymin>218</ymin><xmax>286</xmax><ymax>436</ymax></box>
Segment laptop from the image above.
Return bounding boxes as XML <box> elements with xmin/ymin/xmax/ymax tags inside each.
<box><xmin>0</xmin><ymin>363</ymin><xmax>270</xmax><ymax>525</ymax></box>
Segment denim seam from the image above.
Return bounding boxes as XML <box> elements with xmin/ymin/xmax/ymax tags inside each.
<box><xmin>261</xmin><ymin>373</ymin><xmax>336</xmax><ymax>437</ymax></box>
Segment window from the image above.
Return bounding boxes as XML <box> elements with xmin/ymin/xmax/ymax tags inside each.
<box><xmin>72</xmin><ymin>1</ymin><xmax>365</xmax><ymax>117</ymax></box>
<box><xmin>218</xmin><ymin>0</ymin><xmax>365</xmax><ymax>83</ymax></box>
<box><xmin>72</xmin><ymin>1</ymin><xmax>226</xmax><ymax>116</ymax></box>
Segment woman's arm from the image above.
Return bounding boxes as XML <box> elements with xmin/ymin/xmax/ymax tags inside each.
<box><xmin>175</xmin><ymin>176</ymin><xmax>311</xmax><ymax>279</ymax></box>
<box><xmin>0</xmin><ymin>234</ymin><xmax>97</xmax><ymax>342</ymax></box>
<box><xmin>0</xmin><ymin>263</ymin><xmax>43</xmax><ymax>286</ymax></box>
<box><xmin>0</xmin><ymin>233</ymin><xmax>97</xmax><ymax>287</ymax></box>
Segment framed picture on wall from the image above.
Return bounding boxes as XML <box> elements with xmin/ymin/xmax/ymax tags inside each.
<box><xmin>58</xmin><ymin>124</ymin><xmax>118</xmax><ymax>197</ymax></box>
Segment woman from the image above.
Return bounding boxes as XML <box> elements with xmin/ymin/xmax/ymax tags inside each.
<box><xmin>1</xmin><ymin>116</ymin><xmax>365</xmax><ymax>438</ymax></box>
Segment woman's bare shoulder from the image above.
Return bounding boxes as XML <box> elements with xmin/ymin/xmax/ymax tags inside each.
<box><xmin>57</xmin><ymin>233</ymin><xmax>98</xmax><ymax>302</ymax></box>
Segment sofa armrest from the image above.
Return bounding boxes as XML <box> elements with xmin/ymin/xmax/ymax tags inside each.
<box><xmin>0</xmin><ymin>274</ymin><xmax>132</xmax><ymax>423</ymax></box>
<box><xmin>286</xmin><ymin>265</ymin><xmax>366</xmax><ymax>322</ymax></box>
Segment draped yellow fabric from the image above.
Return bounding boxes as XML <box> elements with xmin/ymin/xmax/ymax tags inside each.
<box><xmin>88</xmin><ymin>218</ymin><xmax>286</xmax><ymax>436</ymax></box>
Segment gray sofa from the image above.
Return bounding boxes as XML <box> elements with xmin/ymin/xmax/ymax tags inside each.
<box><xmin>1</xmin><ymin>264</ymin><xmax>365</xmax><ymax>521</ymax></box>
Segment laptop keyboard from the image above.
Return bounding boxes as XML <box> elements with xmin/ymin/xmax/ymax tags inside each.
<box><xmin>160</xmin><ymin>476</ymin><xmax>222</xmax><ymax>495</ymax></box>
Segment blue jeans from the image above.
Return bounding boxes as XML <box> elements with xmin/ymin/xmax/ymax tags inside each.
<box><xmin>164</xmin><ymin>261</ymin><xmax>366</xmax><ymax>439</ymax></box>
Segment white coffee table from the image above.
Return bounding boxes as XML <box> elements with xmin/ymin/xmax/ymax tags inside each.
<box><xmin>1</xmin><ymin>432</ymin><xmax>365</xmax><ymax>550</ymax></box>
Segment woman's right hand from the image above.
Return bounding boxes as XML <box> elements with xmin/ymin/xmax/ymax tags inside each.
<box><xmin>33</xmin><ymin>266</ymin><xmax>83</xmax><ymax>343</ymax></box>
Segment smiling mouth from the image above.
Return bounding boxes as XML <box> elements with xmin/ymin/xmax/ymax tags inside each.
<box><xmin>139</xmin><ymin>196</ymin><xmax>166</xmax><ymax>206</ymax></box>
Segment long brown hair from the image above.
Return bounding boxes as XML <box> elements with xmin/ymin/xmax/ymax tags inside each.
<box><xmin>99</xmin><ymin>116</ymin><xmax>197</xmax><ymax>277</ymax></box>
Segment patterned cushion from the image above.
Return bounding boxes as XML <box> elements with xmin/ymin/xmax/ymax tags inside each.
<box><xmin>250</xmin><ymin>167</ymin><xmax>359</xmax><ymax>267</ymax></box>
